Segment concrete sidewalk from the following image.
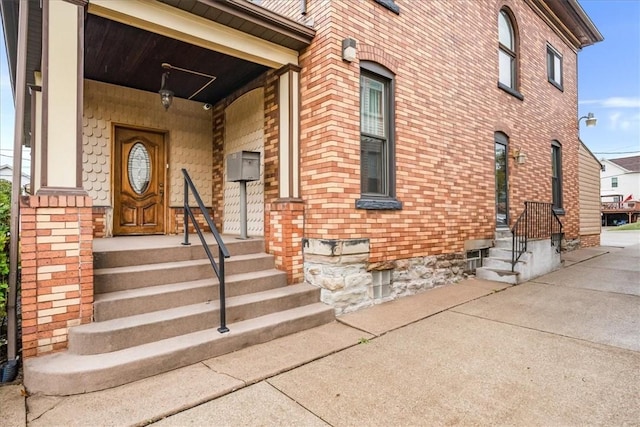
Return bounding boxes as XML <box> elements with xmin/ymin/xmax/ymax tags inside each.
<box><xmin>2</xmin><ymin>244</ymin><xmax>638</xmax><ymax>426</ymax></box>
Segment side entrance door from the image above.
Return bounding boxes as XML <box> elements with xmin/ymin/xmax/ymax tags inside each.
<box><xmin>495</xmin><ymin>135</ymin><xmax>509</xmax><ymax>228</ymax></box>
<box><xmin>114</xmin><ymin>126</ymin><xmax>166</xmax><ymax>235</ymax></box>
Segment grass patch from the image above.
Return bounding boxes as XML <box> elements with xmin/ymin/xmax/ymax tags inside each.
<box><xmin>609</xmin><ymin>222</ymin><xmax>640</xmax><ymax>231</ymax></box>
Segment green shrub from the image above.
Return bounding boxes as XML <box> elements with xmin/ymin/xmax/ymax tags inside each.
<box><xmin>0</xmin><ymin>179</ymin><xmax>10</xmax><ymax>320</ymax></box>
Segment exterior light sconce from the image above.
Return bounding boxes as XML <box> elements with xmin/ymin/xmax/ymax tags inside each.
<box><xmin>342</xmin><ymin>38</ymin><xmax>357</xmax><ymax>62</ymax></box>
<box><xmin>511</xmin><ymin>148</ymin><xmax>527</xmax><ymax>165</ymax></box>
<box><xmin>158</xmin><ymin>64</ymin><xmax>174</xmax><ymax>111</ymax></box>
<box><xmin>578</xmin><ymin>112</ymin><xmax>597</xmax><ymax>127</ymax></box>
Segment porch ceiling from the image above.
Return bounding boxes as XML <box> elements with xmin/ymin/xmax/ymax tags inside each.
<box><xmin>85</xmin><ymin>14</ymin><xmax>269</xmax><ymax>105</ymax></box>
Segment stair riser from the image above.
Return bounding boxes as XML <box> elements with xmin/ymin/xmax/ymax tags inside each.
<box><xmin>475</xmin><ymin>267</ymin><xmax>519</xmax><ymax>284</ymax></box>
<box><xmin>94</xmin><ymin>273</ymin><xmax>287</xmax><ymax>322</ymax></box>
<box><xmin>494</xmin><ymin>229</ymin><xmax>512</xmax><ymax>240</ymax></box>
<box><xmin>70</xmin><ymin>288</ymin><xmax>322</xmax><ymax>354</ymax></box>
<box><xmin>488</xmin><ymin>248</ymin><xmax>532</xmax><ymax>261</ymax></box>
<box><xmin>94</xmin><ymin>239</ymin><xmax>265</xmax><ymax>269</ymax></box>
<box><xmin>494</xmin><ymin>239</ymin><xmax>513</xmax><ymax>249</ymax></box>
<box><xmin>26</xmin><ymin>307</ymin><xmax>335</xmax><ymax>396</ymax></box>
<box><xmin>483</xmin><ymin>258</ymin><xmax>525</xmax><ymax>273</ymax></box>
<box><xmin>95</xmin><ymin>256</ymin><xmax>276</xmax><ymax>293</ymax></box>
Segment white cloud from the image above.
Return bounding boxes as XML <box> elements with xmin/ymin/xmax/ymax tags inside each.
<box><xmin>580</xmin><ymin>97</ymin><xmax>640</xmax><ymax>108</ymax></box>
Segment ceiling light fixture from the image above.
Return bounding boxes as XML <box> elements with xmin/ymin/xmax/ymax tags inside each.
<box><xmin>158</xmin><ymin>62</ymin><xmax>217</xmax><ymax>111</ymax></box>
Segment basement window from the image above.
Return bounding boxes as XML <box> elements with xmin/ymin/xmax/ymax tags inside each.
<box><xmin>465</xmin><ymin>249</ymin><xmax>489</xmax><ymax>274</ymax></box>
<box><xmin>370</xmin><ymin>270</ymin><xmax>392</xmax><ymax>299</ymax></box>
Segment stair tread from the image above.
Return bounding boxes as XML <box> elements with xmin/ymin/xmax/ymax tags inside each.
<box><xmin>94</xmin><ymin>269</ymin><xmax>286</xmax><ymax>301</ymax></box>
<box><xmin>26</xmin><ymin>303</ymin><xmax>333</xmax><ymax>373</ymax></box>
<box><xmin>76</xmin><ymin>283</ymin><xmax>318</xmax><ymax>333</ymax></box>
<box><xmin>94</xmin><ymin>253</ymin><xmax>273</xmax><ymax>275</ymax></box>
<box><xmin>477</xmin><ymin>267</ymin><xmax>520</xmax><ymax>276</ymax></box>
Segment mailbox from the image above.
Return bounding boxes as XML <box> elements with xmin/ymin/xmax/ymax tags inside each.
<box><xmin>226</xmin><ymin>151</ymin><xmax>260</xmax><ymax>182</ymax></box>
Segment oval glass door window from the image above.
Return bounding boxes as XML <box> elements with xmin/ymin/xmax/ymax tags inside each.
<box><xmin>128</xmin><ymin>142</ymin><xmax>151</xmax><ymax>194</ymax></box>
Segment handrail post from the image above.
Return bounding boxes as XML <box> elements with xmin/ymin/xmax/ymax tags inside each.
<box><xmin>182</xmin><ymin>176</ymin><xmax>190</xmax><ymax>246</ymax></box>
<box><xmin>217</xmin><ymin>246</ymin><xmax>229</xmax><ymax>333</ymax></box>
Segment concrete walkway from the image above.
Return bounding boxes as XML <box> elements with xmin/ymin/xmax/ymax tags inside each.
<box><xmin>2</xmin><ymin>243</ymin><xmax>638</xmax><ymax>426</ymax></box>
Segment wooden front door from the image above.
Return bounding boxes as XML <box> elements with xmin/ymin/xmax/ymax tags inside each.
<box><xmin>114</xmin><ymin>127</ymin><xmax>166</xmax><ymax>235</ymax></box>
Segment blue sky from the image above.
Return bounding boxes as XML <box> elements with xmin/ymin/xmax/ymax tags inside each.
<box><xmin>577</xmin><ymin>0</ymin><xmax>640</xmax><ymax>159</ymax></box>
<box><xmin>1</xmin><ymin>0</ymin><xmax>639</xmax><ymax>173</ymax></box>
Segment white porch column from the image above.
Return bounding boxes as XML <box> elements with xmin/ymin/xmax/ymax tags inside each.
<box><xmin>277</xmin><ymin>65</ymin><xmax>301</xmax><ymax>199</ymax></box>
<box><xmin>40</xmin><ymin>0</ymin><xmax>85</xmax><ymax>191</ymax></box>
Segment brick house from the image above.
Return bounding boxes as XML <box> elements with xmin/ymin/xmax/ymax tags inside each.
<box><xmin>1</xmin><ymin>0</ymin><xmax>601</xmax><ymax>394</ymax></box>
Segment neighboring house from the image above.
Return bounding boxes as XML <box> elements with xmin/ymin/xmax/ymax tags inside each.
<box><xmin>600</xmin><ymin>155</ymin><xmax>640</xmax><ymax>225</ymax></box>
<box><xmin>0</xmin><ymin>164</ymin><xmax>30</xmax><ymax>190</ymax></box>
<box><xmin>578</xmin><ymin>142</ymin><xmax>602</xmax><ymax>247</ymax></box>
<box><xmin>1</xmin><ymin>0</ymin><xmax>601</xmax><ymax>394</ymax></box>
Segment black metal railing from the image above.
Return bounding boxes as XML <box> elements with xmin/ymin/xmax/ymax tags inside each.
<box><xmin>182</xmin><ymin>169</ymin><xmax>231</xmax><ymax>333</ymax></box>
<box><xmin>511</xmin><ymin>201</ymin><xmax>563</xmax><ymax>272</ymax></box>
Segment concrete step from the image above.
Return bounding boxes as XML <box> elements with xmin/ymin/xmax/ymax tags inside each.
<box><xmin>94</xmin><ymin>238</ymin><xmax>265</xmax><ymax>269</ymax></box>
<box><xmin>493</xmin><ymin>238</ymin><xmax>514</xmax><ymax>249</ymax></box>
<box><xmin>94</xmin><ymin>253</ymin><xmax>276</xmax><ymax>294</ymax></box>
<box><xmin>494</xmin><ymin>229</ymin><xmax>512</xmax><ymax>240</ymax></box>
<box><xmin>70</xmin><ymin>283</ymin><xmax>321</xmax><ymax>355</ymax></box>
<box><xmin>483</xmin><ymin>257</ymin><xmax>527</xmax><ymax>272</ymax></box>
<box><xmin>475</xmin><ymin>267</ymin><xmax>520</xmax><ymax>285</ymax></box>
<box><xmin>487</xmin><ymin>248</ymin><xmax>533</xmax><ymax>262</ymax></box>
<box><xmin>93</xmin><ymin>269</ymin><xmax>287</xmax><ymax>321</ymax></box>
<box><xmin>25</xmin><ymin>303</ymin><xmax>336</xmax><ymax>396</ymax></box>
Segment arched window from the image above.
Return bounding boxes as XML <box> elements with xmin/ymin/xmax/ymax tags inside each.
<box><xmin>498</xmin><ymin>9</ymin><xmax>519</xmax><ymax>94</ymax></box>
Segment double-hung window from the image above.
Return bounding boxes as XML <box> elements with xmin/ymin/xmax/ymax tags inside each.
<box><xmin>357</xmin><ymin>62</ymin><xmax>401</xmax><ymax>210</ymax></box>
<box><xmin>547</xmin><ymin>45</ymin><xmax>563</xmax><ymax>90</ymax></box>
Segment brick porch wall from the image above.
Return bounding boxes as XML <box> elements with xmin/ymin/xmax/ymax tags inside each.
<box><xmin>20</xmin><ymin>194</ymin><xmax>94</xmax><ymax>358</ymax></box>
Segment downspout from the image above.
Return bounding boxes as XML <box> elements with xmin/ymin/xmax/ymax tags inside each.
<box><xmin>7</xmin><ymin>0</ymin><xmax>29</xmax><ymax>369</ymax></box>
<box><xmin>300</xmin><ymin>0</ymin><xmax>307</xmax><ymax>15</ymax></box>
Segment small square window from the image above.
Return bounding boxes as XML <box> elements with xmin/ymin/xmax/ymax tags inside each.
<box><xmin>547</xmin><ymin>45</ymin><xmax>563</xmax><ymax>90</ymax></box>
<box><xmin>370</xmin><ymin>270</ymin><xmax>391</xmax><ymax>299</ymax></box>
<box><xmin>612</xmin><ymin>177</ymin><xmax>618</xmax><ymax>188</ymax></box>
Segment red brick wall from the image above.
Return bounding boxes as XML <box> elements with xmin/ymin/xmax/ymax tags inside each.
<box><xmin>580</xmin><ymin>234</ymin><xmax>600</xmax><ymax>248</ymax></box>
<box><xmin>20</xmin><ymin>194</ymin><xmax>94</xmax><ymax>357</ymax></box>
<box><xmin>262</xmin><ymin>0</ymin><xmax>582</xmax><ymax>264</ymax></box>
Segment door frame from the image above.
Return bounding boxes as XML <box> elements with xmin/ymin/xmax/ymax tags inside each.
<box><xmin>494</xmin><ymin>133</ymin><xmax>509</xmax><ymax>229</ymax></box>
<box><xmin>111</xmin><ymin>123</ymin><xmax>169</xmax><ymax>235</ymax></box>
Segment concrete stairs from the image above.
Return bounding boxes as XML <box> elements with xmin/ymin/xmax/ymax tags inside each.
<box><xmin>476</xmin><ymin>229</ymin><xmax>562</xmax><ymax>285</ymax></box>
<box><xmin>24</xmin><ymin>237</ymin><xmax>334</xmax><ymax>396</ymax></box>
<box><xmin>476</xmin><ymin>229</ymin><xmax>523</xmax><ymax>285</ymax></box>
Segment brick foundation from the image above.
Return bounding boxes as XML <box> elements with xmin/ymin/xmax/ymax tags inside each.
<box><xmin>20</xmin><ymin>194</ymin><xmax>94</xmax><ymax>358</ymax></box>
<box><xmin>579</xmin><ymin>234</ymin><xmax>600</xmax><ymax>248</ymax></box>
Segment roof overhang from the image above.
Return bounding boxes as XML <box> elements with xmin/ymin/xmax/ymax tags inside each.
<box><xmin>533</xmin><ymin>0</ymin><xmax>604</xmax><ymax>50</ymax></box>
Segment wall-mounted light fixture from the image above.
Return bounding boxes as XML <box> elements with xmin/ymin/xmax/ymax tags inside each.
<box><xmin>158</xmin><ymin>63</ymin><xmax>217</xmax><ymax>111</ymax></box>
<box><xmin>578</xmin><ymin>112</ymin><xmax>597</xmax><ymax>127</ymax></box>
<box><xmin>342</xmin><ymin>38</ymin><xmax>357</xmax><ymax>62</ymax></box>
<box><xmin>510</xmin><ymin>147</ymin><xmax>527</xmax><ymax>165</ymax></box>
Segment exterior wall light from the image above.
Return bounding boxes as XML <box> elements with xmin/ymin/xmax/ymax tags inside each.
<box><xmin>511</xmin><ymin>148</ymin><xmax>527</xmax><ymax>165</ymax></box>
<box><xmin>578</xmin><ymin>112</ymin><xmax>597</xmax><ymax>127</ymax></box>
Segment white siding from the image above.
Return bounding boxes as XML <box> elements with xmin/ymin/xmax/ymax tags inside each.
<box><xmin>579</xmin><ymin>144</ymin><xmax>601</xmax><ymax>235</ymax></box>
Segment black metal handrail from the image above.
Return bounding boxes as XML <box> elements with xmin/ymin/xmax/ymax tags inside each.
<box><xmin>511</xmin><ymin>201</ymin><xmax>563</xmax><ymax>272</ymax></box>
<box><xmin>182</xmin><ymin>169</ymin><xmax>231</xmax><ymax>333</ymax></box>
